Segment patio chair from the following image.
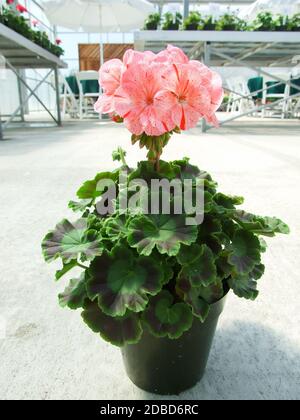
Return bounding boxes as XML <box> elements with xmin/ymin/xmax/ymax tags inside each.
<box><xmin>226</xmin><ymin>77</ymin><xmax>255</xmax><ymax>114</ymax></box>
<box><xmin>50</xmin><ymin>73</ymin><xmax>79</xmax><ymax>119</ymax></box>
<box><xmin>75</xmin><ymin>71</ymin><xmax>100</xmax><ymax>119</ymax></box>
<box><xmin>261</xmin><ymin>74</ymin><xmax>291</xmax><ymax>119</ymax></box>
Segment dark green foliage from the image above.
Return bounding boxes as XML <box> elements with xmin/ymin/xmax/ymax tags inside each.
<box><xmin>42</xmin><ymin>149</ymin><xmax>289</xmax><ymax>346</ymax></box>
<box><xmin>162</xmin><ymin>12</ymin><xmax>182</xmax><ymax>30</ymax></box>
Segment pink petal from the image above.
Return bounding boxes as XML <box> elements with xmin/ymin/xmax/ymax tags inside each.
<box><xmin>99</xmin><ymin>59</ymin><xmax>124</xmax><ymax>95</ymax></box>
<box><xmin>94</xmin><ymin>94</ymin><xmax>115</xmax><ymax>114</ymax></box>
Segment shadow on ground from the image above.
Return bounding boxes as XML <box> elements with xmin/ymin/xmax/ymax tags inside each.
<box><xmin>136</xmin><ymin>321</ymin><xmax>300</xmax><ymax>400</ymax></box>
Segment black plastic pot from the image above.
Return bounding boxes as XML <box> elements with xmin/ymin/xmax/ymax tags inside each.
<box><xmin>184</xmin><ymin>23</ymin><xmax>199</xmax><ymax>31</ymax></box>
<box><xmin>121</xmin><ymin>294</ymin><xmax>227</xmax><ymax>395</ymax></box>
<box><xmin>144</xmin><ymin>23</ymin><xmax>158</xmax><ymax>30</ymax></box>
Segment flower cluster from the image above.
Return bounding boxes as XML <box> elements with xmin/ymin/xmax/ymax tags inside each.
<box><xmin>95</xmin><ymin>45</ymin><xmax>224</xmax><ymax>136</ymax></box>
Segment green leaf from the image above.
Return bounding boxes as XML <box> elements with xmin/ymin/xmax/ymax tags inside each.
<box><xmin>127</xmin><ymin>214</ymin><xmax>198</xmax><ymax>257</ymax></box>
<box><xmin>55</xmin><ymin>260</ymin><xmax>78</xmax><ymax>281</ymax></box>
<box><xmin>77</xmin><ymin>171</ymin><xmax>118</xmax><ymax>199</ymax></box>
<box><xmin>216</xmin><ymin>253</ymin><xmax>233</xmax><ymax>279</ymax></box>
<box><xmin>177</xmin><ymin>276</ymin><xmax>224</xmax><ymax>322</ymax></box>
<box><xmin>143</xmin><ymin>290</ymin><xmax>193</xmax><ymax>339</ymax></box>
<box><xmin>228</xmin><ymin>229</ymin><xmax>261</xmax><ymax>275</ymax></box>
<box><xmin>42</xmin><ymin>219</ymin><xmax>103</xmax><ymax>263</ymax></box>
<box><xmin>68</xmin><ymin>199</ymin><xmax>93</xmax><ymax>213</ymax></box>
<box><xmin>228</xmin><ymin>274</ymin><xmax>259</xmax><ymax>300</ymax></box>
<box><xmin>81</xmin><ymin>300</ymin><xmax>142</xmax><ymax>347</ymax></box>
<box><xmin>214</xmin><ymin>193</ymin><xmax>244</xmax><ymax>210</ymax></box>
<box><xmin>129</xmin><ymin>160</ymin><xmax>180</xmax><ymax>183</ymax></box>
<box><xmin>177</xmin><ymin>244</ymin><xmax>217</xmax><ymax>287</ymax></box>
<box><xmin>250</xmin><ymin>263</ymin><xmax>265</xmax><ymax>280</ymax></box>
<box><xmin>233</xmin><ymin>211</ymin><xmax>290</xmax><ymax>236</ymax></box>
<box><xmin>103</xmin><ymin>214</ymin><xmax>128</xmax><ymax>241</ymax></box>
<box><xmin>112</xmin><ymin>147</ymin><xmax>126</xmax><ymax>162</ymax></box>
<box><xmin>58</xmin><ymin>274</ymin><xmax>87</xmax><ymax>310</ymax></box>
<box><xmin>173</xmin><ymin>158</ymin><xmax>201</xmax><ymax>181</ymax></box>
<box><xmin>86</xmin><ymin>245</ymin><xmax>164</xmax><ymax>317</ymax></box>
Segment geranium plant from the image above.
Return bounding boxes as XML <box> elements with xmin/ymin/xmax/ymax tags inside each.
<box><xmin>42</xmin><ymin>46</ymin><xmax>289</xmax><ymax>348</ymax></box>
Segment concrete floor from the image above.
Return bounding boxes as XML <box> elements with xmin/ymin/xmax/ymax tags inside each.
<box><xmin>0</xmin><ymin>119</ymin><xmax>299</xmax><ymax>400</ymax></box>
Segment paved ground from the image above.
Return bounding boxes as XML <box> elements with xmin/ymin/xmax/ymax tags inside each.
<box><xmin>0</xmin><ymin>119</ymin><xmax>299</xmax><ymax>400</ymax></box>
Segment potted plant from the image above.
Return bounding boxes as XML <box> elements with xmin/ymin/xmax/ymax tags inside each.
<box><xmin>143</xmin><ymin>12</ymin><xmax>161</xmax><ymax>30</ymax></box>
<box><xmin>162</xmin><ymin>12</ymin><xmax>182</xmax><ymax>30</ymax></box>
<box><xmin>288</xmin><ymin>13</ymin><xmax>300</xmax><ymax>31</ymax></box>
<box><xmin>0</xmin><ymin>5</ymin><xmax>64</xmax><ymax>56</ymax></box>
<box><xmin>183</xmin><ymin>11</ymin><xmax>201</xmax><ymax>31</ymax></box>
<box><xmin>199</xmin><ymin>15</ymin><xmax>217</xmax><ymax>31</ymax></box>
<box><xmin>274</xmin><ymin>14</ymin><xmax>289</xmax><ymax>31</ymax></box>
<box><xmin>42</xmin><ymin>45</ymin><xmax>289</xmax><ymax>395</ymax></box>
<box><xmin>216</xmin><ymin>13</ymin><xmax>247</xmax><ymax>31</ymax></box>
<box><xmin>253</xmin><ymin>11</ymin><xmax>275</xmax><ymax>31</ymax></box>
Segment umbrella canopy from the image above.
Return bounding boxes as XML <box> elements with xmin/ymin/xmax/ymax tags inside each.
<box><xmin>41</xmin><ymin>0</ymin><xmax>154</xmax><ymax>32</ymax></box>
<box><xmin>240</xmin><ymin>0</ymin><xmax>300</xmax><ymax>20</ymax></box>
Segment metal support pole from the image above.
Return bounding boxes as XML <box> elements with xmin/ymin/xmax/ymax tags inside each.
<box><xmin>183</xmin><ymin>0</ymin><xmax>190</xmax><ymax>19</ymax></box>
<box><xmin>54</xmin><ymin>66</ymin><xmax>62</xmax><ymax>126</ymax></box>
<box><xmin>17</xmin><ymin>69</ymin><xmax>25</xmax><ymax>122</ymax></box>
<box><xmin>0</xmin><ymin>114</ymin><xmax>3</xmax><ymax>140</ymax></box>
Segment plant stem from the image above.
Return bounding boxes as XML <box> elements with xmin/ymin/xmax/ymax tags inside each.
<box><xmin>155</xmin><ymin>154</ymin><xmax>161</xmax><ymax>172</ymax></box>
<box><xmin>77</xmin><ymin>262</ymin><xmax>88</xmax><ymax>269</ymax></box>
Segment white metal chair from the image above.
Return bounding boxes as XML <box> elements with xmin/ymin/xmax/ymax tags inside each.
<box><xmin>75</xmin><ymin>71</ymin><xmax>100</xmax><ymax>119</ymax></box>
<box><xmin>261</xmin><ymin>74</ymin><xmax>291</xmax><ymax>119</ymax></box>
<box><xmin>226</xmin><ymin>77</ymin><xmax>255</xmax><ymax>114</ymax></box>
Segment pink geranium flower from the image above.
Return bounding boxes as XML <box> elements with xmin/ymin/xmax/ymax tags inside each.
<box><xmin>94</xmin><ymin>45</ymin><xmax>223</xmax><ymax>134</ymax></box>
<box><xmin>158</xmin><ymin>63</ymin><xmax>215</xmax><ymax>130</ymax></box>
<box><xmin>114</xmin><ymin>63</ymin><xmax>175</xmax><ymax>136</ymax></box>
<box><xmin>94</xmin><ymin>59</ymin><xmax>125</xmax><ymax>114</ymax></box>
<box><xmin>155</xmin><ymin>44</ymin><xmax>189</xmax><ymax>65</ymax></box>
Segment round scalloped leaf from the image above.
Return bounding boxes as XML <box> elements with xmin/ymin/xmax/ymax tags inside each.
<box><xmin>250</xmin><ymin>263</ymin><xmax>265</xmax><ymax>280</ymax></box>
<box><xmin>81</xmin><ymin>301</ymin><xmax>142</xmax><ymax>347</ymax></box>
<box><xmin>86</xmin><ymin>245</ymin><xmax>164</xmax><ymax>317</ymax></box>
<box><xmin>42</xmin><ymin>219</ymin><xmax>103</xmax><ymax>263</ymax></box>
<box><xmin>228</xmin><ymin>274</ymin><xmax>259</xmax><ymax>300</ymax></box>
<box><xmin>214</xmin><ymin>193</ymin><xmax>244</xmax><ymax>212</ymax></box>
<box><xmin>77</xmin><ymin>171</ymin><xmax>118</xmax><ymax>199</ymax></box>
<box><xmin>127</xmin><ymin>214</ymin><xmax>198</xmax><ymax>257</ymax></box>
<box><xmin>143</xmin><ymin>290</ymin><xmax>193</xmax><ymax>339</ymax></box>
<box><xmin>103</xmin><ymin>214</ymin><xmax>128</xmax><ymax>241</ymax></box>
<box><xmin>233</xmin><ymin>211</ymin><xmax>290</xmax><ymax>236</ymax></box>
<box><xmin>177</xmin><ymin>276</ymin><xmax>224</xmax><ymax>322</ymax></box>
<box><xmin>177</xmin><ymin>244</ymin><xmax>217</xmax><ymax>287</ymax></box>
<box><xmin>68</xmin><ymin>199</ymin><xmax>93</xmax><ymax>213</ymax></box>
<box><xmin>129</xmin><ymin>160</ymin><xmax>180</xmax><ymax>183</ymax></box>
<box><xmin>58</xmin><ymin>274</ymin><xmax>87</xmax><ymax>310</ymax></box>
<box><xmin>229</xmin><ymin>229</ymin><xmax>261</xmax><ymax>275</ymax></box>
<box><xmin>173</xmin><ymin>158</ymin><xmax>202</xmax><ymax>181</ymax></box>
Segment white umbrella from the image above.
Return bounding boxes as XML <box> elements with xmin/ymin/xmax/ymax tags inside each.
<box><xmin>240</xmin><ymin>0</ymin><xmax>300</xmax><ymax>20</ymax></box>
<box><xmin>41</xmin><ymin>0</ymin><xmax>154</xmax><ymax>64</ymax></box>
